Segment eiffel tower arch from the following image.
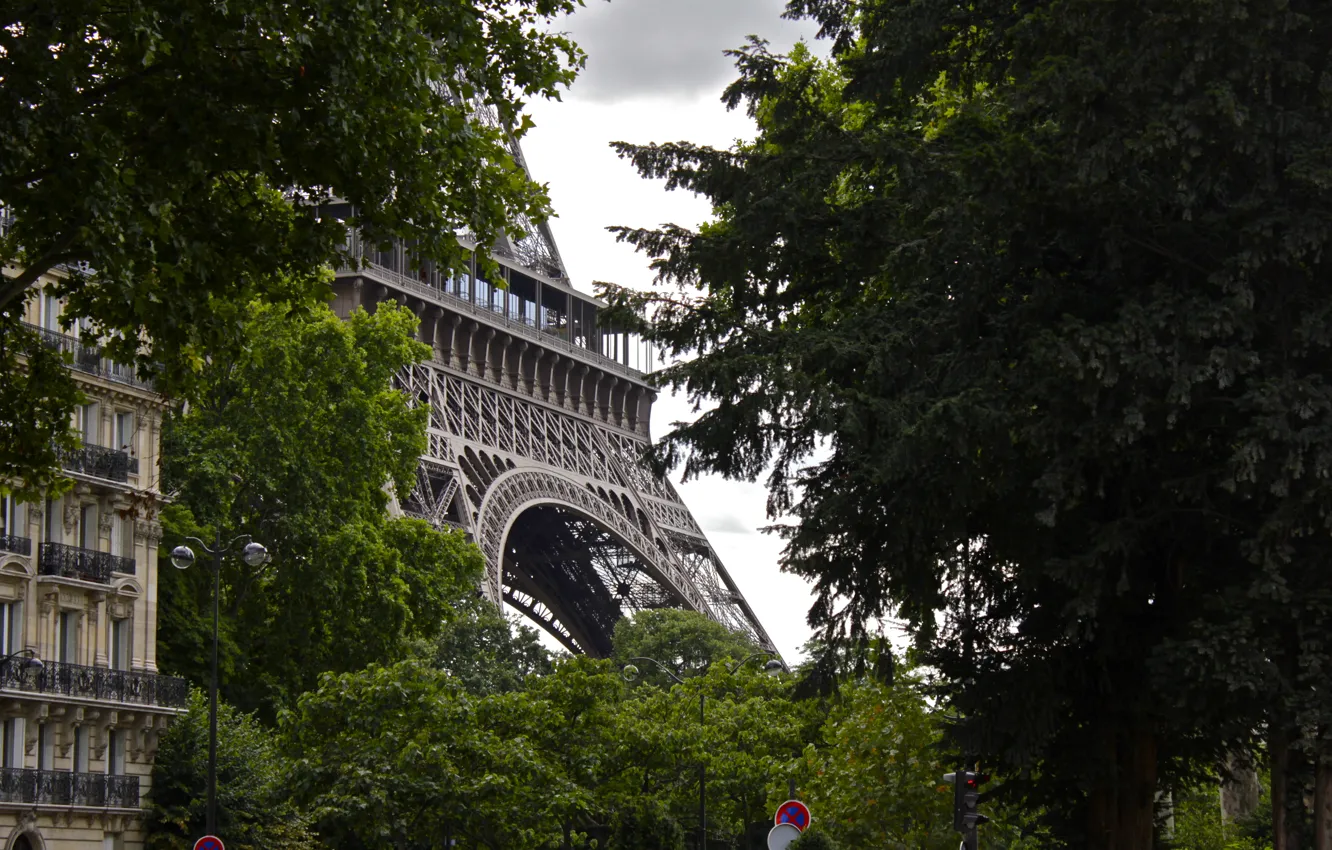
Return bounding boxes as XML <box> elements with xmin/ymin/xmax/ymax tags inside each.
<box><xmin>325</xmin><ymin>219</ymin><xmax>776</xmax><ymax>657</ymax></box>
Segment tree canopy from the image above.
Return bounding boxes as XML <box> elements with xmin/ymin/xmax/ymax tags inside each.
<box><xmin>428</xmin><ymin>593</ymin><xmax>555</xmax><ymax>695</ymax></box>
<box><xmin>158</xmin><ymin>300</ymin><xmax>483</xmax><ymax>715</ymax></box>
<box><xmin>148</xmin><ymin>690</ymin><xmax>317</xmax><ymax>850</ymax></box>
<box><xmin>611</xmin><ymin>608</ymin><xmax>762</xmax><ymax>686</ymax></box>
<box><xmin>0</xmin><ymin>0</ymin><xmax>583</xmax><ymax>488</ymax></box>
<box><xmin>601</xmin><ymin>1</ymin><xmax>1332</xmax><ymax>846</ymax></box>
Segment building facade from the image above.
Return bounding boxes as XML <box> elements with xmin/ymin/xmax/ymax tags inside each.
<box><xmin>0</xmin><ymin>273</ymin><xmax>187</xmax><ymax>850</ymax></box>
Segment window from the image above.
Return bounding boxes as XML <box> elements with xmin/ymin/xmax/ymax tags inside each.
<box><xmin>44</xmin><ymin>496</ymin><xmax>59</xmax><ymax>544</ymax></box>
<box><xmin>111</xmin><ymin>515</ymin><xmax>133</xmax><ymax>560</ymax></box>
<box><xmin>81</xmin><ymin>403</ymin><xmax>100</xmax><ymax>446</ymax></box>
<box><xmin>0</xmin><ymin>495</ymin><xmax>22</xmax><ymax>539</ymax></box>
<box><xmin>79</xmin><ymin>504</ymin><xmax>98</xmax><ymax>550</ymax></box>
<box><xmin>110</xmin><ymin>619</ymin><xmax>129</xmax><ymax>671</ymax></box>
<box><xmin>114</xmin><ymin>411</ymin><xmax>135</xmax><ymax>455</ymax></box>
<box><xmin>37</xmin><ymin>723</ymin><xmax>52</xmax><ymax>770</ymax></box>
<box><xmin>41</xmin><ymin>292</ymin><xmax>60</xmax><ymax>331</ymax></box>
<box><xmin>1</xmin><ymin>718</ymin><xmax>24</xmax><ymax>768</ymax></box>
<box><xmin>105</xmin><ymin>729</ymin><xmax>124</xmax><ymax>775</ymax></box>
<box><xmin>58</xmin><ymin>611</ymin><xmax>78</xmax><ymax>664</ymax></box>
<box><xmin>0</xmin><ymin>602</ymin><xmax>20</xmax><ymax>657</ymax></box>
<box><xmin>73</xmin><ymin>726</ymin><xmax>88</xmax><ymax>772</ymax></box>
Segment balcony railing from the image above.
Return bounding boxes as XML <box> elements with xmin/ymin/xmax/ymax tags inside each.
<box><xmin>57</xmin><ymin>444</ymin><xmax>137</xmax><ymax>483</ymax></box>
<box><xmin>336</xmin><ymin>255</ymin><xmax>651</xmax><ymax>383</ymax></box>
<box><xmin>38</xmin><ymin>542</ymin><xmax>134</xmax><ymax>582</ymax></box>
<box><xmin>21</xmin><ymin>323</ymin><xmax>156</xmax><ymax>392</ymax></box>
<box><xmin>0</xmin><ymin>659</ymin><xmax>188</xmax><ymax>709</ymax></box>
<box><xmin>0</xmin><ymin>535</ymin><xmax>30</xmax><ymax>556</ymax></box>
<box><xmin>0</xmin><ymin>768</ymin><xmax>139</xmax><ymax>809</ymax></box>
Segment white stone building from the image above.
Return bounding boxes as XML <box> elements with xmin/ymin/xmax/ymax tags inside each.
<box><xmin>0</xmin><ymin>271</ymin><xmax>186</xmax><ymax>850</ymax></box>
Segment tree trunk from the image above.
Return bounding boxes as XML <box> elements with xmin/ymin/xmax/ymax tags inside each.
<box><xmin>1273</xmin><ymin>726</ymin><xmax>1290</xmax><ymax>850</ymax></box>
<box><xmin>1222</xmin><ymin>751</ymin><xmax>1262</xmax><ymax>823</ymax></box>
<box><xmin>1117</xmin><ymin>727</ymin><xmax>1158</xmax><ymax>850</ymax></box>
<box><xmin>1088</xmin><ymin>726</ymin><xmax>1119</xmax><ymax>850</ymax></box>
<box><xmin>1315</xmin><ymin>743</ymin><xmax>1332</xmax><ymax>850</ymax></box>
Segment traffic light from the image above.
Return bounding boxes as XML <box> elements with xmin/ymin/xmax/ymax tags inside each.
<box><xmin>942</xmin><ymin>770</ymin><xmax>990</xmax><ymax>848</ymax></box>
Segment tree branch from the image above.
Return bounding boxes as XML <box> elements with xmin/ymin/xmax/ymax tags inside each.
<box><xmin>0</xmin><ymin>242</ymin><xmax>82</xmax><ymax>311</ymax></box>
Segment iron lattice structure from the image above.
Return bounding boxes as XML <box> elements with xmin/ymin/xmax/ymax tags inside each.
<box><xmin>326</xmin><ymin>131</ymin><xmax>775</xmax><ymax>656</ymax></box>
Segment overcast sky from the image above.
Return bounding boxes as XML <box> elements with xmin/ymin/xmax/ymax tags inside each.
<box><xmin>516</xmin><ymin>0</ymin><xmax>823</xmax><ymax>662</ymax></box>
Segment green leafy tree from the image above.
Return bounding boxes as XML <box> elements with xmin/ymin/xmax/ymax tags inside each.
<box><xmin>427</xmin><ymin>593</ymin><xmax>554</xmax><ymax>695</ymax></box>
<box><xmin>600</xmin><ymin>1</ymin><xmax>1332</xmax><ymax>846</ymax></box>
<box><xmin>159</xmin><ymin>300</ymin><xmax>483</xmax><ymax>715</ymax></box>
<box><xmin>798</xmin><ymin>675</ymin><xmax>953</xmax><ymax>849</ymax></box>
<box><xmin>283</xmin><ymin>660</ymin><xmax>588</xmax><ymax>850</ymax></box>
<box><xmin>0</xmin><ymin>0</ymin><xmax>583</xmax><ymax>488</ymax></box>
<box><xmin>787</xmin><ymin>831</ymin><xmax>837</xmax><ymax>850</ymax></box>
<box><xmin>612</xmin><ymin>609</ymin><xmax>761</xmax><ymax>686</ymax></box>
<box><xmin>147</xmin><ymin>690</ymin><xmax>317</xmax><ymax>850</ymax></box>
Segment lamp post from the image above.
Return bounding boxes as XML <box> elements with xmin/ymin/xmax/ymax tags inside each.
<box><xmin>620</xmin><ymin>652</ymin><xmax>784</xmax><ymax>850</ymax></box>
<box><xmin>169</xmin><ymin>532</ymin><xmax>269</xmax><ymax>838</ymax></box>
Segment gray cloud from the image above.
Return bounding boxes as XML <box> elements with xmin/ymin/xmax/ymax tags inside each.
<box><xmin>557</xmin><ymin>0</ymin><xmax>819</xmax><ymax>102</ymax></box>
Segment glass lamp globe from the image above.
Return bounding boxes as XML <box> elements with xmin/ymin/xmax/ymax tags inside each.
<box><xmin>170</xmin><ymin>545</ymin><xmax>196</xmax><ymax>570</ymax></box>
<box><xmin>241</xmin><ymin>542</ymin><xmax>269</xmax><ymax>567</ymax></box>
<box><xmin>620</xmin><ymin>664</ymin><xmax>639</xmax><ymax>683</ymax></box>
<box><xmin>763</xmin><ymin>659</ymin><xmax>785</xmax><ymax>677</ymax></box>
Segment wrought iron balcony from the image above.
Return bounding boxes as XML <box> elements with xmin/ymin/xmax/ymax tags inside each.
<box><xmin>21</xmin><ymin>323</ymin><xmax>156</xmax><ymax>391</ymax></box>
<box><xmin>0</xmin><ymin>768</ymin><xmax>139</xmax><ymax>809</ymax></box>
<box><xmin>0</xmin><ymin>534</ymin><xmax>30</xmax><ymax>556</ymax></box>
<box><xmin>0</xmin><ymin>658</ymin><xmax>188</xmax><ymax>709</ymax></box>
<box><xmin>58</xmin><ymin>443</ymin><xmax>137</xmax><ymax>483</ymax></box>
<box><xmin>38</xmin><ymin>542</ymin><xmax>135</xmax><ymax>582</ymax></box>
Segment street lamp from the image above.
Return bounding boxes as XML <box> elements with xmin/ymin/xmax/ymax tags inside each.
<box><xmin>170</xmin><ymin>533</ymin><xmax>269</xmax><ymax>838</ymax></box>
<box><xmin>0</xmin><ymin>648</ymin><xmax>43</xmax><ymax>678</ymax></box>
<box><xmin>620</xmin><ymin>651</ymin><xmax>783</xmax><ymax>850</ymax></box>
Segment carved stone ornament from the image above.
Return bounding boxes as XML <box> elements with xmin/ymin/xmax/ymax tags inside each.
<box><xmin>63</xmin><ymin>501</ymin><xmax>79</xmax><ymax>531</ymax></box>
<box><xmin>98</xmin><ymin>511</ymin><xmax>115</xmax><ymax>533</ymax></box>
<box><xmin>108</xmin><ymin>599</ymin><xmax>132</xmax><ymax>620</ymax></box>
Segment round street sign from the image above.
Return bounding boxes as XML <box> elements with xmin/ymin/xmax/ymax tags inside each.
<box><xmin>767</xmin><ymin>823</ymin><xmax>802</xmax><ymax>850</ymax></box>
<box><xmin>774</xmin><ymin>799</ymin><xmax>812</xmax><ymax>832</ymax></box>
<box><xmin>194</xmin><ymin>836</ymin><xmax>224</xmax><ymax>850</ymax></box>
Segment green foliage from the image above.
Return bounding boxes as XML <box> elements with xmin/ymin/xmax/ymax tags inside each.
<box><xmin>158</xmin><ymin>301</ymin><xmax>483</xmax><ymax>715</ymax></box>
<box><xmin>787</xmin><ymin>830</ymin><xmax>837</xmax><ymax>850</ymax></box>
<box><xmin>147</xmin><ymin>690</ymin><xmax>317</xmax><ymax>850</ymax></box>
<box><xmin>1170</xmin><ymin>786</ymin><xmax>1270</xmax><ymax>850</ymax></box>
<box><xmin>607</xmin><ymin>803</ymin><xmax>686</xmax><ymax>850</ymax></box>
<box><xmin>0</xmin><ymin>311</ymin><xmax>82</xmax><ymax>501</ymax></box>
<box><xmin>612</xmin><ymin>609</ymin><xmax>761</xmax><ymax>686</ymax></box>
<box><xmin>427</xmin><ymin>593</ymin><xmax>554</xmax><ymax>694</ymax></box>
<box><xmin>600</xmin><ymin>0</ymin><xmax>1332</xmax><ymax>844</ymax></box>
<box><xmin>163</xmin><ymin>300</ymin><xmax>429</xmax><ymax>529</ymax></box>
<box><xmin>798</xmin><ymin>676</ymin><xmax>954</xmax><ymax>850</ymax></box>
<box><xmin>283</xmin><ymin>660</ymin><xmax>589</xmax><ymax>850</ymax></box>
<box><xmin>0</xmin><ymin>0</ymin><xmax>584</xmax><ymax>489</ymax></box>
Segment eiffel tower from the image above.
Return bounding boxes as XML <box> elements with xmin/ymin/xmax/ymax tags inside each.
<box><xmin>326</xmin><ymin>117</ymin><xmax>776</xmax><ymax>656</ymax></box>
